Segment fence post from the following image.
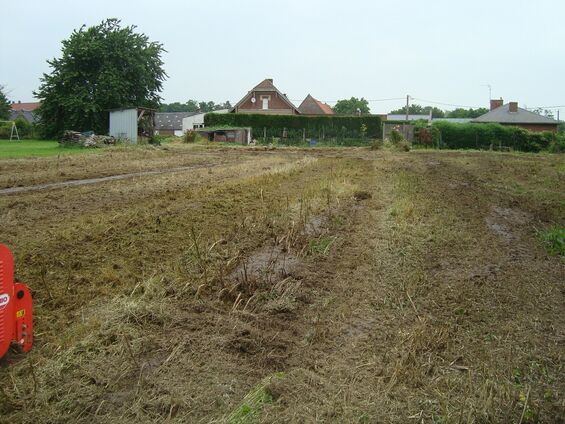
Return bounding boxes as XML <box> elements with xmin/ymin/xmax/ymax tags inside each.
<box><xmin>263</xmin><ymin>127</ymin><xmax>266</xmax><ymax>143</ymax></box>
<box><xmin>302</xmin><ymin>128</ymin><xmax>306</xmax><ymax>142</ymax></box>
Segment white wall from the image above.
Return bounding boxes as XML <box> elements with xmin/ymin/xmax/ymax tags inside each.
<box><xmin>182</xmin><ymin>109</ymin><xmax>229</xmax><ymax>133</ymax></box>
<box><xmin>109</xmin><ymin>109</ymin><xmax>137</xmax><ymax>143</ymax></box>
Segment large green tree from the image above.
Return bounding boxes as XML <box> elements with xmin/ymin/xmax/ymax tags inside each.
<box><xmin>0</xmin><ymin>85</ymin><xmax>10</xmax><ymax>120</ymax></box>
<box><xmin>333</xmin><ymin>97</ymin><xmax>370</xmax><ymax>115</ymax></box>
<box><xmin>35</xmin><ymin>19</ymin><xmax>166</xmax><ymax>137</ymax></box>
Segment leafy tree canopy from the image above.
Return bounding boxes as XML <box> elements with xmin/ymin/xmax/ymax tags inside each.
<box><xmin>35</xmin><ymin>18</ymin><xmax>166</xmax><ymax>138</ymax></box>
<box><xmin>446</xmin><ymin>107</ymin><xmax>489</xmax><ymax>118</ymax></box>
<box><xmin>388</xmin><ymin>104</ymin><xmax>494</xmax><ymax>119</ymax></box>
<box><xmin>389</xmin><ymin>104</ymin><xmax>445</xmax><ymax>118</ymax></box>
<box><xmin>159</xmin><ymin>100</ymin><xmax>232</xmax><ymax>113</ymax></box>
<box><xmin>0</xmin><ymin>85</ymin><xmax>11</xmax><ymax>120</ymax></box>
<box><xmin>333</xmin><ymin>97</ymin><xmax>371</xmax><ymax>115</ymax></box>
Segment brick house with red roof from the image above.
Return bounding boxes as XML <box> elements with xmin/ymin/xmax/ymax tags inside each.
<box><xmin>298</xmin><ymin>94</ymin><xmax>334</xmax><ymax>115</ymax></box>
<box><xmin>231</xmin><ymin>79</ymin><xmax>300</xmax><ymax>115</ymax></box>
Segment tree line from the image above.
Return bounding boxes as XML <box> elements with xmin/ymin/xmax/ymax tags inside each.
<box><xmin>326</xmin><ymin>97</ymin><xmax>491</xmax><ymax>118</ymax></box>
<box><xmin>159</xmin><ymin>100</ymin><xmax>232</xmax><ymax>113</ymax></box>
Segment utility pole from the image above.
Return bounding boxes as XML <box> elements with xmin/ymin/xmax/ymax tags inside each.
<box><xmin>558</xmin><ymin>110</ymin><xmax>560</xmax><ymax>122</ymax></box>
<box><xmin>405</xmin><ymin>95</ymin><xmax>410</xmax><ymax>122</ymax></box>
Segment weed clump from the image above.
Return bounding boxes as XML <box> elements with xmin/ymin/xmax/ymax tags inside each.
<box><xmin>539</xmin><ymin>225</ymin><xmax>565</xmax><ymax>256</ymax></box>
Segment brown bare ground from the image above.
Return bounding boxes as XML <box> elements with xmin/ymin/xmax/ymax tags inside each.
<box><xmin>0</xmin><ymin>145</ymin><xmax>563</xmax><ymax>423</ymax></box>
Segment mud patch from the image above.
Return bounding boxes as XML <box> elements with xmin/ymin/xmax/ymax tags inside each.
<box><xmin>230</xmin><ymin>244</ymin><xmax>301</xmax><ymax>284</ymax></box>
<box><xmin>485</xmin><ymin>206</ymin><xmax>531</xmax><ymax>242</ymax></box>
<box><xmin>304</xmin><ymin>215</ymin><xmax>327</xmax><ymax>237</ymax></box>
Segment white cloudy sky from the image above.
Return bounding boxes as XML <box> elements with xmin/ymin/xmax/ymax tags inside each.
<box><xmin>1</xmin><ymin>0</ymin><xmax>564</xmax><ymax>114</ymax></box>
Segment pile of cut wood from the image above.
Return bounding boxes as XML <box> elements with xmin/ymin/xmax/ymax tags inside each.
<box><xmin>60</xmin><ymin>131</ymin><xmax>116</xmax><ymax>147</ymax></box>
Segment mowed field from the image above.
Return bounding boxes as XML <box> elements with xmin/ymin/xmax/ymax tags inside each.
<box><xmin>0</xmin><ymin>144</ymin><xmax>563</xmax><ymax>423</ymax></box>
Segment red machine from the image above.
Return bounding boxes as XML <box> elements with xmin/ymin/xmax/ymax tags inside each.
<box><xmin>0</xmin><ymin>244</ymin><xmax>33</xmax><ymax>359</ymax></box>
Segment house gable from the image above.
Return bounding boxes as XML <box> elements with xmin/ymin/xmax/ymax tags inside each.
<box><xmin>298</xmin><ymin>94</ymin><xmax>334</xmax><ymax>115</ymax></box>
<box><xmin>232</xmin><ymin>79</ymin><xmax>299</xmax><ymax>115</ymax></box>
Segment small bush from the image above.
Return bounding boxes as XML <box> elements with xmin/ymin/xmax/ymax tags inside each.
<box><xmin>539</xmin><ymin>226</ymin><xmax>565</xmax><ymax>256</ymax></box>
<box><xmin>183</xmin><ymin>130</ymin><xmax>197</xmax><ymax>143</ymax></box>
<box><xmin>14</xmin><ymin>117</ymin><xmax>32</xmax><ymax>137</ymax></box>
<box><xmin>370</xmin><ymin>139</ymin><xmax>383</xmax><ymax>150</ymax></box>
<box><xmin>389</xmin><ymin>129</ymin><xmax>404</xmax><ymax>144</ymax></box>
<box><xmin>397</xmin><ymin>140</ymin><xmax>411</xmax><ymax>151</ymax></box>
<box><xmin>0</xmin><ymin>122</ymin><xmax>11</xmax><ymax>139</ymax></box>
<box><xmin>548</xmin><ymin>134</ymin><xmax>565</xmax><ymax>153</ymax></box>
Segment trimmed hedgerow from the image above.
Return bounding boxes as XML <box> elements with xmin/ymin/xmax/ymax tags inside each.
<box><xmin>419</xmin><ymin>121</ymin><xmax>555</xmax><ymax>152</ymax></box>
<box><xmin>204</xmin><ymin>113</ymin><xmax>381</xmax><ymax>142</ymax></box>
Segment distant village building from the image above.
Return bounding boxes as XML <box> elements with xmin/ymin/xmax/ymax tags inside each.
<box><xmin>298</xmin><ymin>94</ymin><xmax>334</xmax><ymax>115</ymax></box>
<box><xmin>231</xmin><ymin>79</ymin><xmax>300</xmax><ymax>115</ymax></box>
<box><xmin>182</xmin><ymin>109</ymin><xmax>229</xmax><ymax>132</ymax></box>
<box><xmin>154</xmin><ymin>112</ymin><xmax>195</xmax><ymax>136</ymax></box>
<box><xmin>472</xmin><ymin>99</ymin><xmax>560</xmax><ymax>133</ymax></box>
<box><xmin>9</xmin><ymin>101</ymin><xmax>41</xmax><ymax>124</ymax></box>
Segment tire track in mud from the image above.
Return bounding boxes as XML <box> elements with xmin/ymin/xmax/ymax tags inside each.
<box><xmin>0</xmin><ymin>163</ymin><xmax>219</xmax><ymax>195</ymax></box>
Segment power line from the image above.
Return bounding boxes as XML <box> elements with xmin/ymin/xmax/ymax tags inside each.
<box><xmin>528</xmin><ymin>105</ymin><xmax>565</xmax><ymax>109</ymax></box>
<box><xmin>411</xmin><ymin>97</ymin><xmax>482</xmax><ymax>109</ymax></box>
<box><xmin>289</xmin><ymin>97</ymin><xmax>405</xmax><ymax>104</ymax></box>
<box><xmin>289</xmin><ymin>95</ymin><xmax>565</xmax><ymax>110</ymax></box>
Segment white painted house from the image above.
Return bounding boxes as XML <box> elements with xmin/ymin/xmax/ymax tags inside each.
<box><xmin>182</xmin><ymin>109</ymin><xmax>229</xmax><ymax>133</ymax></box>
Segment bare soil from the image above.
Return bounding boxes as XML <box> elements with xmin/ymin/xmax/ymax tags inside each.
<box><xmin>0</xmin><ymin>145</ymin><xmax>563</xmax><ymax>423</ymax></box>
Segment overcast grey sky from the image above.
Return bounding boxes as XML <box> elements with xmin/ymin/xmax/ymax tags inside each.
<box><xmin>1</xmin><ymin>0</ymin><xmax>564</xmax><ymax>114</ymax></box>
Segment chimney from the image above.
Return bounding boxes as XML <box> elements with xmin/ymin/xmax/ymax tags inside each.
<box><xmin>490</xmin><ymin>98</ymin><xmax>503</xmax><ymax>110</ymax></box>
<box><xmin>509</xmin><ymin>102</ymin><xmax>518</xmax><ymax>113</ymax></box>
<box><xmin>267</xmin><ymin>79</ymin><xmax>273</xmax><ymax>83</ymax></box>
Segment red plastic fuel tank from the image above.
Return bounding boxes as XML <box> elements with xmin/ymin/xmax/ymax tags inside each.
<box><xmin>0</xmin><ymin>244</ymin><xmax>33</xmax><ymax>358</ymax></box>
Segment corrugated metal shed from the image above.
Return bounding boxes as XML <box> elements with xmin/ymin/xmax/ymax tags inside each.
<box><xmin>109</xmin><ymin>109</ymin><xmax>138</xmax><ymax>143</ymax></box>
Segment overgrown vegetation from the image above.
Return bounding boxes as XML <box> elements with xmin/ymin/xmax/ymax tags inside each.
<box><xmin>415</xmin><ymin>121</ymin><xmax>562</xmax><ymax>152</ymax></box>
<box><xmin>204</xmin><ymin>112</ymin><xmax>381</xmax><ymax>143</ymax></box>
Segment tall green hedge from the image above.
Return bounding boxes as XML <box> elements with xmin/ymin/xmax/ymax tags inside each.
<box><xmin>204</xmin><ymin>113</ymin><xmax>381</xmax><ymax>142</ymax></box>
<box><xmin>419</xmin><ymin>121</ymin><xmax>556</xmax><ymax>152</ymax></box>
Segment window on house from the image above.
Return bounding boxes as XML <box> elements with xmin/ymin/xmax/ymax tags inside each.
<box><xmin>260</xmin><ymin>95</ymin><xmax>270</xmax><ymax>110</ymax></box>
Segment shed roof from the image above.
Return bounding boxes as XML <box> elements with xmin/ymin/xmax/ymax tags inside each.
<box><xmin>155</xmin><ymin>112</ymin><xmax>197</xmax><ymax>130</ymax></box>
<box><xmin>298</xmin><ymin>94</ymin><xmax>335</xmax><ymax>115</ymax></box>
<box><xmin>472</xmin><ymin>104</ymin><xmax>559</xmax><ymax>125</ymax></box>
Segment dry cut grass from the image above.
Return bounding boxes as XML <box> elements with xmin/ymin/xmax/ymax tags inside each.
<box><xmin>0</xmin><ymin>147</ymin><xmax>563</xmax><ymax>423</ymax></box>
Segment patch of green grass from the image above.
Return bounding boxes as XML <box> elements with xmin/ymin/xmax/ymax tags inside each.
<box><xmin>226</xmin><ymin>373</ymin><xmax>284</xmax><ymax>424</ymax></box>
<box><xmin>0</xmin><ymin>139</ymin><xmax>90</xmax><ymax>158</ymax></box>
<box><xmin>307</xmin><ymin>236</ymin><xmax>336</xmax><ymax>255</ymax></box>
<box><xmin>539</xmin><ymin>226</ymin><xmax>565</xmax><ymax>256</ymax></box>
